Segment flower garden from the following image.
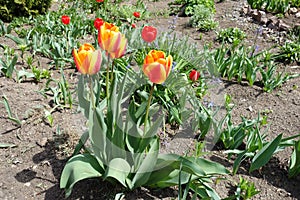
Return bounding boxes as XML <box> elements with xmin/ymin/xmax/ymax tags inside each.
<box><xmin>0</xmin><ymin>0</ymin><xmax>300</xmax><ymax>199</ymax></box>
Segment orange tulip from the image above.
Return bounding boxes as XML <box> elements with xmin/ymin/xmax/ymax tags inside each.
<box><xmin>73</xmin><ymin>43</ymin><xmax>102</xmax><ymax>75</ymax></box>
<box><xmin>143</xmin><ymin>50</ymin><xmax>173</xmax><ymax>84</ymax></box>
<box><xmin>98</xmin><ymin>22</ymin><xmax>127</xmax><ymax>59</ymax></box>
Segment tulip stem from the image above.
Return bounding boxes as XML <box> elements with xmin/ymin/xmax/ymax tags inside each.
<box><xmin>144</xmin><ymin>84</ymin><xmax>155</xmax><ymax>135</ymax></box>
<box><xmin>110</xmin><ymin>58</ymin><xmax>114</xmax><ymax>82</ymax></box>
<box><xmin>89</xmin><ymin>76</ymin><xmax>95</xmax><ymax>109</ymax></box>
<box><xmin>106</xmin><ymin>57</ymin><xmax>110</xmax><ymax>101</ymax></box>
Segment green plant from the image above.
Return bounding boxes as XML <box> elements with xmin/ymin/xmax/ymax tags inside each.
<box><xmin>1</xmin><ymin>95</ymin><xmax>22</xmax><ymax>126</ymax></box>
<box><xmin>60</xmin><ymin>73</ymin><xmax>228</xmax><ymax>198</ymax></box>
<box><xmin>288</xmin><ymin>139</ymin><xmax>300</xmax><ymax>178</ymax></box>
<box><xmin>273</xmin><ymin>40</ymin><xmax>300</xmax><ymax>64</ymax></box>
<box><xmin>217</xmin><ymin>95</ymin><xmax>267</xmax><ymax>150</ymax></box>
<box><xmin>0</xmin><ymin>0</ymin><xmax>53</xmax><ymax>22</ymax></box>
<box><xmin>39</xmin><ymin>70</ymin><xmax>73</xmax><ymax>109</ymax></box>
<box><xmin>189</xmin><ymin>5</ymin><xmax>218</xmax><ymax>31</ymax></box>
<box><xmin>247</xmin><ymin>0</ymin><xmax>300</xmax><ymax>14</ymax></box>
<box><xmin>216</xmin><ymin>28</ymin><xmax>246</xmax><ymax>45</ymax></box>
<box><xmin>0</xmin><ymin>45</ymin><xmax>18</xmax><ymax>79</ymax></box>
<box><xmin>225</xmin><ymin>176</ymin><xmax>260</xmax><ymax>200</ymax></box>
<box><xmin>169</xmin><ymin>0</ymin><xmax>216</xmax><ymax>16</ymax></box>
<box><xmin>17</xmin><ymin>66</ymin><xmax>51</xmax><ymax>83</ymax></box>
<box><xmin>0</xmin><ymin>19</ymin><xmax>12</xmax><ymax>36</ymax></box>
<box><xmin>259</xmin><ymin>63</ymin><xmax>299</xmax><ymax>92</ymax></box>
<box><xmin>217</xmin><ymin>94</ymin><xmax>300</xmax><ymax>174</ymax></box>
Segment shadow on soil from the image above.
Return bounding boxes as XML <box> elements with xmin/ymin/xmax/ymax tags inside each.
<box><xmin>210</xmin><ymin>153</ymin><xmax>300</xmax><ymax>199</ymax></box>
<box><xmin>14</xmin><ymin>133</ymin><xmax>178</xmax><ymax>200</ymax></box>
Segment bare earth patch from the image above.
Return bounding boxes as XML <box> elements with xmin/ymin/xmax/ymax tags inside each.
<box><xmin>0</xmin><ymin>0</ymin><xmax>300</xmax><ymax>199</ymax></box>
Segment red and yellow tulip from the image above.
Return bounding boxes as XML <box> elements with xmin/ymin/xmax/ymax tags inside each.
<box><xmin>73</xmin><ymin>43</ymin><xmax>102</xmax><ymax>75</ymax></box>
<box><xmin>98</xmin><ymin>22</ymin><xmax>127</xmax><ymax>59</ymax></box>
<box><xmin>143</xmin><ymin>50</ymin><xmax>173</xmax><ymax>84</ymax></box>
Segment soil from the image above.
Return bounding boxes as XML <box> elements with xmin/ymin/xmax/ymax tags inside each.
<box><xmin>0</xmin><ymin>0</ymin><xmax>300</xmax><ymax>199</ymax></box>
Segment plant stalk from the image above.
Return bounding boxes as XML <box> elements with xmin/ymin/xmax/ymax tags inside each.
<box><xmin>106</xmin><ymin>56</ymin><xmax>111</xmax><ymax>101</ymax></box>
<box><xmin>144</xmin><ymin>84</ymin><xmax>155</xmax><ymax>135</ymax></box>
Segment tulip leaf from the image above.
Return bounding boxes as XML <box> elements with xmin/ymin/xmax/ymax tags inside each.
<box><xmin>60</xmin><ymin>154</ymin><xmax>103</xmax><ymax>197</ymax></box>
<box><xmin>288</xmin><ymin>140</ymin><xmax>300</xmax><ymax>178</ymax></box>
<box><xmin>0</xmin><ymin>143</ymin><xmax>17</xmax><ymax>148</ymax></box>
<box><xmin>249</xmin><ymin>134</ymin><xmax>282</xmax><ymax>172</ymax></box>
<box><xmin>103</xmin><ymin>158</ymin><xmax>131</xmax><ymax>188</ymax></box>
<box><xmin>131</xmin><ymin>138</ymin><xmax>159</xmax><ymax>188</ymax></box>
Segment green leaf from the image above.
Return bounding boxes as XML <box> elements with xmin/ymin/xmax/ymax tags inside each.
<box><xmin>131</xmin><ymin>138</ymin><xmax>159</xmax><ymax>188</ymax></box>
<box><xmin>60</xmin><ymin>154</ymin><xmax>103</xmax><ymax>197</ymax></box>
<box><xmin>103</xmin><ymin>158</ymin><xmax>131</xmax><ymax>188</ymax></box>
<box><xmin>0</xmin><ymin>143</ymin><xmax>17</xmax><ymax>148</ymax></box>
<box><xmin>288</xmin><ymin>140</ymin><xmax>300</xmax><ymax>178</ymax></box>
<box><xmin>72</xmin><ymin>131</ymin><xmax>89</xmax><ymax>156</ymax></box>
<box><xmin>194</xmin><ymin>157</ymin><xmax>229</xmax><ymax>175</ymax></box>
<box><xmin>78</xmin><ymin>75</ymin><xmax>90</xmax><ymax>118</ymax></box>
<box><xmin>249</xmin><ymin>134</ymin><xmax>282</xmax><ymax>172</ymax></box>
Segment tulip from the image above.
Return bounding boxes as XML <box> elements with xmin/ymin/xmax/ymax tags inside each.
<box><xmin>131</xmin><ymin>23</ymin><xmax>136</xmax><ymax>28</ymax></box>
<box><xmin>189</xmin><ymin>69</ymin><xmax>200</xmax><ymax>82</ymax></box>
<box><xmin>143</xmin><ymin>50</ymin><xmax>173</xmax><ymax>84</ymax></box>
<box><xmin>96</xmin><ymin>0</ymin><xmax>104</xmax><ymax>2</ymax></box>
<box><xmin>98</xmin><ymin>22</ymin><xmax>127</xmax><ymax>59</ymax></box>
<box><xmin>73</xmin><ymin>43</ymin><xmax>102</xmax><ymax>75</ymax></box>
<box><xmin>133</xmin><ymin>12</ymin><xmax>140</xmax><ymax>18</ymax></box>
<box><xmin>61</xmin><ymin>15</ymin><xmax>70</xmax><ymax>25</ymax></box>
<box><xmin>141</xmin><ymin>26</ymin><xmax>157</xmax><ymax>43</ymax></box>
<box><xmin>94</xmin><ymin>18</ymin><xmax>104</xmax><ymax>30</ymax></box>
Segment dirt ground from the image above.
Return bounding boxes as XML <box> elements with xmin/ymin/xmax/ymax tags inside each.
<box><xmin>0</xmin><ymin>0</ymin><xmax>300</xmax><ymax>199</ymax></box>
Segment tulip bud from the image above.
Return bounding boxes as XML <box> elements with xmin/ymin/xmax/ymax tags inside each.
<box><xmin>141</xmin><ymin>26</ymin><xmax>157</xmax><ymax>43</ymax></box>
<box><xmin>98</xmin><ymin>22</ymin><xmax>127</xmax><ymax>59</ymax></box>
<box><xmin>189</xmin><ymin>69</ymin><xmax>200</xmax><ymax>82</ymax></box>
<box><xmin>143</xmin><ymin>50</ymin><xmax>173</xmax><ymax>84</ymax></box>
<box><xmin>61</xmin><ymin>15</ymin><xmax>70</xmax><ymax>25</ymax></box>
<box><xmin>94</xmin><ymin>18</ymin><xmax>104</xmax><ymax>30</ymax></box>
<box><xmin>73</xmin><ymin>43</ymin><xmax>102</xmax><ymax>75</ymax></box>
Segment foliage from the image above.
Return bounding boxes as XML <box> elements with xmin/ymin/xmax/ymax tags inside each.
<box><xmin>0</xmin><ymin>0</ymin><xmax>52</xmax><ymax>22</ymax></box>
<box><xmin>247</xmin><ymin>0</ymin><xmax>300</xmax><ymax>14</ymax></box>
<box><xmin>209</xmin><ymin>44</ymin><xmax>299</xmax><ymax>92</ymax></box>
<box><xmin>219</xmin><ymin>95</ymin><xmax>300</xmax><ymax>174</ymax></box>
<box><xmin>0</xmin><ymin>45</ymin><xmax>18</xmax><ymax>79</ymax></box>
<box><xmin>229</xmin><ymin>176</ymin><xmax>260</xmax><ymax>200</ymax></box>
<box><xmin>0</xmin><ymin>20</ymin><xmax>12</xmax><ymax>36</ymax></box>
<box><xmin>288</xmin><ymin>140</ymin><xmax>300</xmax><ymax>178</ymax></box>
<box><xmin>60</xmin><ymin>73</ymin><xmax>228</xmax><ymax>198</ymax></box>
<box><xmin>216</xmin><ymin>28</ymin><xmax>246</xmax><ymax>45</ymax></box>
<box><xmin>189</xmin><ymin>5</ymin><xmax>218</xmax><ymax>31</ymax></box>
<box><xmin>169</xmin><ymin>0</ymin><xmax>216</xmax><ymax>16</ymax></box>
<box><xmin>1</xmin><ymin>95</ymin><xmax>22</xmax><ymax>126</ymax></box>
<box><xmin>273</xmin><ymin>40</ymin><xmax>300</xmax><ymax>64</ymax></box>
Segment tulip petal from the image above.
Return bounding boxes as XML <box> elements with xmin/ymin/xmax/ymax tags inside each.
<box><xmin>88</xmin><ymin>50</ymin><xmax>102</xmax><ymax>75</ymax></box>
<box><xmin>73</xmin><ymin>49</ymin><xmax>86</xmax><ymax>74</ymax></box>
<box><xmin>143</xmin><ymin>63</ymin><xmax>166</xmax><ymax>84</ymax></box>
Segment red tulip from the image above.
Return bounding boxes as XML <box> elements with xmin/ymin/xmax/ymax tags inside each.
<box><xmin>61</xmin><ymin>15</ymin><xmax>70</xmax><ymax>25</ymax></box>
<box><xmin>133</xmin><ymin>12</ymin><xmax>140</xmax><ymax>18</ymax></box>
<box><xmin>141</xmin><ymin>26</ymin><xmax>157</xmax><ymax>43</ymax></box>
<box><xmin>131</xmin><ymin>23</ymin><xmax>136</xmax><ymax>28</ymax></box>
<box><xmin>94</xmin><ymin>18</ymin><xmax>104</xmax><ymax>30</ymax></box>
<box><xmin>96</xmin><ymin>0</ymin><xmax>104</xmax><ymax>2</ymax></box>
<box><xmin>189</xmin><ymin>69</ymin><xmax>200</xmax><ymax>82</ymax></box>
<box><xmin>143</xmin><ymin>50</ymin><xmax>173</xmax><ymax>84</ymax></box>
<box><xmin>73</xmin><ymin>43</ymin><xmax>102</xmax><ymax>75</ymax></box>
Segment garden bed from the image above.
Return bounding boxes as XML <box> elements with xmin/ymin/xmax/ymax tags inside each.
<box><xmin>0</xmin><ymin>0</ymin><xmax>300</xmax><ymax>199</ymax></box>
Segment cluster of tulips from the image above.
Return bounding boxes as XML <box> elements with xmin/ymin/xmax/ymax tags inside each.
<box><xmin>72</xmin><ymin>21</ymin><xmax>175</xmax><ymax>86</ymax></box>
<box><xmin>62</xmin><ymin>13</ymin><xmax>200</xmax><ymax>84</ymax></box>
